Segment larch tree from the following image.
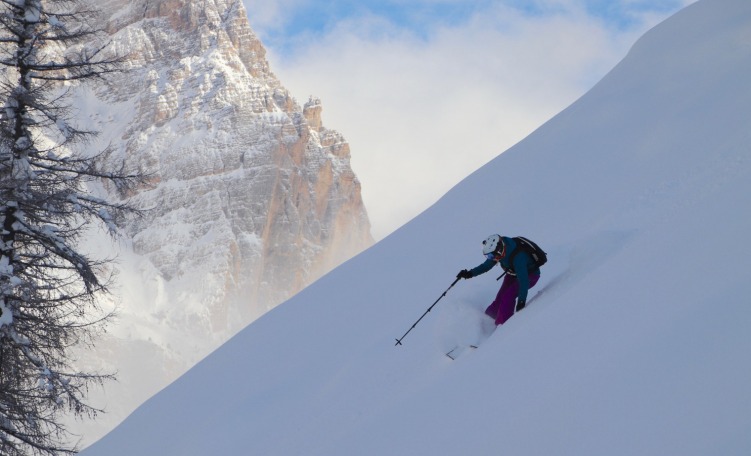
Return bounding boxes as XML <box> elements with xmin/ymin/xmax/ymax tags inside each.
<box><xmin>0</xmin><ymin>0</ymin><xmax>137</xmax><ymax>454</ymax></box>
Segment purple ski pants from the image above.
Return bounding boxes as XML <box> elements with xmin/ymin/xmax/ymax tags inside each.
<box><xmin>484</xmin><ymin>272</ymin><xmax>540</xmax><ymax>326</ymax></box>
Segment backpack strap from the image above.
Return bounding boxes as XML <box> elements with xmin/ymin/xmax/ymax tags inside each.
<box><xmin>502</xmin><ymin>238</ymin><xmax>521</xmax><ymax>276</ymax></box>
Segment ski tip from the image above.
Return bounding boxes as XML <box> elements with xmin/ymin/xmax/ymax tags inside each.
<box><xmin>445</xmin><ymin>344</ymin><xmax>478</xmax><ymax>360</ymax></box>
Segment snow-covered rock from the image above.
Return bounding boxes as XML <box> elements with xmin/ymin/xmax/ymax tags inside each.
<box><xmin>68</xmin><ymin>0</ymin><xmax>371</xmax><ymax>446</ymax></box>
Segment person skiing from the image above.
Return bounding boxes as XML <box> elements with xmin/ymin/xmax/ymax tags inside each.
<box><xmin>456</xmin><ymin>235</ymin><xmax>543</xmax><ymax>326</ymax></box>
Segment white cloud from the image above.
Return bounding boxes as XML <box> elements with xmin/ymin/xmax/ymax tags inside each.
<box><xmin>241</xmin><ymin>0</ymin><xmax>306</xmax><ymax>31</ymax></box>
<box><xmin>248</xmin><ymin>1</ymin><xmax>688</xmax><ymax>239</ymax></box>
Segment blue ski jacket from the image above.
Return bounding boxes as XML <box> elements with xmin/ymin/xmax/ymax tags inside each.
<box><xmin>468</xmin><ymin>236</ymin><xmax>540</xmax><ymax>302</ymax></box>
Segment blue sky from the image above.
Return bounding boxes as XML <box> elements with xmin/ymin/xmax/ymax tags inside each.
<box><xmin>248</xmin><ymin>0</ymin><xmax>690</xmax><ymax>52</ymax></box>
<box><xmin>242</xmin><ymin>0</ymin><xmax>694</xmax><ymax>238</ymax></box>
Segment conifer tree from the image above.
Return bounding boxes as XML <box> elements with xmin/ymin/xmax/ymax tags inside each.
<box><xmin>0</xmin><ymin>1</ymin><xmax>135</xmax><ymax>454</ymax></box>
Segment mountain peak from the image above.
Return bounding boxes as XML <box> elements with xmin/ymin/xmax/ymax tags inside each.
<box><xmin>69</xmin><ymin>0</ymin><xmax>372</xmax><ymax>446</ymax></box>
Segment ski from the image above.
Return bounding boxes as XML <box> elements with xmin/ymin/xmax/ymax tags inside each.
<box><xmin>445</xmin><ymin>344</ymin><xmax>478</xmax><ymax>360</ymax></box>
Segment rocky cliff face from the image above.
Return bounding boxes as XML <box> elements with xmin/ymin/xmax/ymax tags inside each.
<box><xmin>90</xmin><ymin>0</ymin><xmax>371</xmax><ymax>332</ymax></box>
<box><xmin>69</xmin><ymin>0</ymin><xmax>372</xmax><ymax>445</ymax></box>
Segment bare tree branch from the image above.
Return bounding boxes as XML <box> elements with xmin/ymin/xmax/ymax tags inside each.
<box><xmin>0</xmin><ymin>1</ymin><xmax>138</xmax><ymax>454</ymax></box>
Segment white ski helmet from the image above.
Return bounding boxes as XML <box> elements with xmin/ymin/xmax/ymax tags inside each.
<box><xmin>482</xmin><ymin>234</ymin><xmax>502</xmax><ymax>255</ymax></box>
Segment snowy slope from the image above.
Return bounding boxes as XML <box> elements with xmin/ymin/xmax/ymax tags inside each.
<box><xmin>81</xmin><ymin>0</ymin><xmax>751</xmax><ymax>454</ymax></box>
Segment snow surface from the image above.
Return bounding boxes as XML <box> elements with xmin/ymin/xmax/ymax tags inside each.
<box><xmin>81</xmin><ymin>1</ymin><xmax>751</xmax><ymax>454</ymax></box>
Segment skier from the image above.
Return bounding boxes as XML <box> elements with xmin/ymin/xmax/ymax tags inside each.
<box><xmin>456</xmin><ymin>235</ymin><xmax>543</xmax><ymax>326</ymax></box>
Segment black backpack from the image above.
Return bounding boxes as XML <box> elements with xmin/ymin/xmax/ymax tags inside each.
<box><xmin>505</xmin><ymin>236</ymin><xmax>547</xmax><ymax>275</ymax></box>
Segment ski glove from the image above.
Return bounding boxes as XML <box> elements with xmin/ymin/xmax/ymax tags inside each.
<box><xmin>457</xmin><ymin>269</ymin><xmax>473</xmax><ymax>279</ymax></box>
<box><xmin>515</xmin><ymin>299</ymin><xmax>526</xmax><ymax>312</ymax></box>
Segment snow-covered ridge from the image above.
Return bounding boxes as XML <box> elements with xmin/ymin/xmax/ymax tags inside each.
<box><xmin>81</xmin><ymin>0</ymin><xmax>751</xmax><ymax>454</ymax></box>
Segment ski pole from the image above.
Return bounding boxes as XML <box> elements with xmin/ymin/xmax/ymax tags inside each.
<box><xmin>496</xmin><ymin>271</ymin><xmax>507</xmax><ymax>281</ymax></box>
<box><xmin>395</xmin><ymin>277</ymin><xmax>461</xmax><ymax>346</ymax></box>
